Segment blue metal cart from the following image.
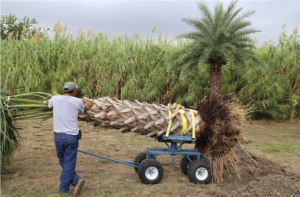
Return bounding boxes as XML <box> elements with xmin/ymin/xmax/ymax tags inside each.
<box><xmin>78</xmin><ymin>134</ymin><xmax>211</xmax><ymax>184</ymax></box>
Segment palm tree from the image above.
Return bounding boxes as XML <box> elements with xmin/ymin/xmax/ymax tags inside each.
<box><xmin>172</xmin><ymin>0</ymin><xmax>260</xmax><ymax>97</ymax></box>
<box><xmin>1</xmin><ymin>72</ymin><xmax>52</xmax><ymax>173</ymax></box>
<box><xmin>1</xmin><ymin>91</ymin><xmax>52</xmax><ymax>173</ymax></box>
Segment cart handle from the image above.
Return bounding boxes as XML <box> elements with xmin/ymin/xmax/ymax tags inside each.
<box><xmin>77</xmin><ymin>149</ymin><xmax>140</xmax><ymax>168</ymax></box>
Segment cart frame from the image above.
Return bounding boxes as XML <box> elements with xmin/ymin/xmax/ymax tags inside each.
<box><xmin>77</xmin><ymin>134</ymin><xmax>211</xmax><ymax>184</ymax></box>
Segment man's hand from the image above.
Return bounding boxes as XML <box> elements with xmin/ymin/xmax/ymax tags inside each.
<box><xmin>85</xmin><ymin>101</ymin><xmax>93</xmax><ymax>110</ymax></box>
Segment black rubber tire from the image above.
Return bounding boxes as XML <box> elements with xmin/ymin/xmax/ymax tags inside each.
<box><xmin>180</xmin><ymin>156</ymin><xmax>193</xmax><ymax>175</ymax></box>
<box><xmin>187</xmin><ymin>160</ymin><xmax>212</xmax><ymax>184</ymax></box>
<box><xmin>138</xmin><ymin>159</ymin><xmax>164</xmax><ymax>184</ymax></box>
<box><xmin>133</xmin><ymin>152</ymin><xmax>147</xmax><ymax>173</ymax></box>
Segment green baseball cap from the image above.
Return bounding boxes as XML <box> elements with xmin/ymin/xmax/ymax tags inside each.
<box><xmin>63</xmin><ymin>82</ymin><xmax>78</xmax><ymax>91</ymax></box>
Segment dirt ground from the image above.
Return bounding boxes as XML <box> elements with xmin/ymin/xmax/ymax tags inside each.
<box><xmin>1</xmin><ymin>118</ymin><xmax>300</xmax><ymax>197</ymax></box>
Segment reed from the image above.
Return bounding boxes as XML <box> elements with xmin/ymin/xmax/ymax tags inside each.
<box><xmin>152</xmin><ymin>24</ymin><xmax>156</xmax><ymax>33</ymax></box>
<box><xmin>158</xmin><ymin>32</ymin><xmax>161</xmax><ymax>40</ymax></box>
<box><xmin>87</xmin><ymin>28</ymin><xmax>92</xmax><ymax>37</ymax></box>
<box><xmin>1</xmin><ymin>24</ymin><xmax>299</xmax><ymax>120</ymax></box>
<box><xmin>293</xmin><ymin>26</ymin><xmax>298</xmax><ymax>35</ymax></box>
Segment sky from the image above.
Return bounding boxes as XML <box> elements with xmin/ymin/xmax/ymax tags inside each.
<box><xmin>1</xmin><ymin>0</ymin><xmax>300</xmax><ymax>45</ymax></box>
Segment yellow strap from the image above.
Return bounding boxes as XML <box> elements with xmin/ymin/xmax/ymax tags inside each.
<box><xmin>165</xmin><ymin>109</ymin><xmax>172</xmax><ymax>138</ymax></box>
<box><xmin>190</xmin><ymin>109</ymin><xmax>195</xmax><ymax>139</ymax></box>
<box><xmin>179</xmin><ymin>110</ymin><xmax>187</xmax><ymax>136</ymax></box>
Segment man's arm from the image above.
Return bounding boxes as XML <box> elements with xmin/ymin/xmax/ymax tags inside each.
<box><xmin>48</xmin><ymin>98</ymin><xmax>53</xmax><ymax>109</ymax></box>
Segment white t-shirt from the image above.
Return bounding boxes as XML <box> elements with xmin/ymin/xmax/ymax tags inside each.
<box><xmin>48</xmin><ymin>95</ymin><xmax>85</xmax><ymax>135</ymax></box>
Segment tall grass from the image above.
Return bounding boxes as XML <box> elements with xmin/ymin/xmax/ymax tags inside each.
<box><xmin>1</xmin><ymin>24</ymin><xmax>299</xmax><ymax>119</ymax></box>
<box><xmin>220</xmin><ymin>28</ymin><xmax>300</xmax><ymax>119</ymax></box>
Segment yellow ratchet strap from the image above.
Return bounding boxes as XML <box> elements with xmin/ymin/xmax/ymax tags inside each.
<box><xmin>190</xmin><ymin>109</ymin><xmax>195</xmax><ymax>139</ymax></box>
<box><xmin>165</xmin><ymin>109</ymin><xmax>172</xmax><ymax>138</ymax></box>
<box><xmin>178</xmin><ymin>107</ymin><xmax>187</xmax><ymax>136</ymax></box>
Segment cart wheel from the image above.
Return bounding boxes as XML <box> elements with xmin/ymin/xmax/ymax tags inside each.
<box><xmin>138</xmin><ymin>159</ymin><xmax>164</xmax><ymax>184</ymax></box>
<box><xmin>187</xmin><ymin>160</ymin><xmax>212</xmax><ymax>184</ymax></box>
<box><xmin>180</xmin><ymin>156</ymin><xmax>193</xmax><ymax>175</ymax></box>
<box><xmin>133</xmin><ymin>152</ymin><xmax>147</xmax><ymax>173</ymax></box>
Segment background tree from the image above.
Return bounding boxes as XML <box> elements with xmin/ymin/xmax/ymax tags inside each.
<box><xmin>0</xmin><ymin>14</ymin><xmax>39</xmax><ymax>40</ymax></box>
<box><xmin>171</xmin><ymin>0</ymin><xmax>260</xmax><ymax>97</ymax></box>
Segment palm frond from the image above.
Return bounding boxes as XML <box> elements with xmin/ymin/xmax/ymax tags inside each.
<box><xmin>0</xmin><ymin>89</ymin><xmax>52</xmax><ymax>172</ymax></box>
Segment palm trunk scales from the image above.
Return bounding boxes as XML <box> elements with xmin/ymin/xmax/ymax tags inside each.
<box><xmin>80</xmin><ymin>97</ymin><xmax>202</xmax><ymax>138</ymax></box>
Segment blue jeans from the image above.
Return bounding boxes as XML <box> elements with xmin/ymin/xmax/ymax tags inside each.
<box><xmin>54</xmin><ymin>134</ymin><xmax>81</xmax><ymax>194</ymax></box>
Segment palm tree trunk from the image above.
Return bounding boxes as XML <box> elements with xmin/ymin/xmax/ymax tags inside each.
<box><xmin>209</xmin><ymin>65</ymin><xmax>221</xmax><ymax>97</ymax></box>
<box><xmin>80</xmin><ymin>97</ymin><xmax>202</xmax><ymax>138</ymax></box>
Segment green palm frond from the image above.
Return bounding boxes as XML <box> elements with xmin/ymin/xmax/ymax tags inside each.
<box><xmin>1</xmin><ymin>89</ymin><xmax>52</xmax><ymax>172</ymax></box>
<box><xmin>170</xmin><ymin>0</ymin><xmax>260</xmax><ymax>96</ymax></box>
<box><xmin>172</xmin><ymin>0</ymin><xmax>260</xmax><ymax>73</ymax></box>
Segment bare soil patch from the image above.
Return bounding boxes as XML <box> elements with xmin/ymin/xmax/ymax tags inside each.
<box><xmin>1</xmin><ymin>118</ymin><xmax>300</xmax><ymax>197</ymax></box>
<box><xmin>215</xmin><ymin>144</ymin><xmax>300</xmax><ymax>196</ymax></box>
<box><xmin>225</xmin><ymin>174</ymin><xmax>300</xmax><ymax>197</ymax></box>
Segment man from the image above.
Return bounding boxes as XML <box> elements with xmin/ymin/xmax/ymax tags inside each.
<box><xmin>48</xmin><ymin>82</ymin><xmax>90</xmax><ymax>196</ymax></box>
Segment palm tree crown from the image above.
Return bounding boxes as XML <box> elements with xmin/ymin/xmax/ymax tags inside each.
<box><xmin>172</xmin><ymin>0</ymin><xmax>260</xmax><ymax>96</ymax></box>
